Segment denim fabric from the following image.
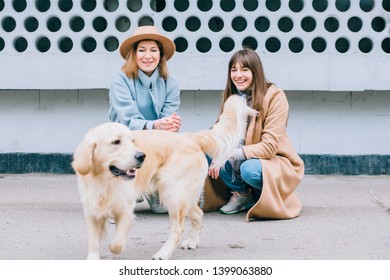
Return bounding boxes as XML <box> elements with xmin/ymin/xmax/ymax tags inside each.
<box><xmin>206</xmin><ymin>155</ymin><xmax>263</xmax><ymax>194</ymax></box>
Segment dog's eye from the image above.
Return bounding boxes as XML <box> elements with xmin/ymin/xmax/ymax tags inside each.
<box><xmin>112</xmin><ymin>139</ymin><xmax>121</xmax><ymax>145</ymax></box>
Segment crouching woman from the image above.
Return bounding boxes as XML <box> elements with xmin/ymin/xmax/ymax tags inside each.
<box><xmin>203</xmin><ymin>48</ymin><xmax>304</xmax><ymax>221</ymax></box>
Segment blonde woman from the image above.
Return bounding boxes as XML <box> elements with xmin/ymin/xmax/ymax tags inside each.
<box><xmin>109</xmin><ymin>26</ymin><xmax>181</xmax><ymax>213</ymax></box>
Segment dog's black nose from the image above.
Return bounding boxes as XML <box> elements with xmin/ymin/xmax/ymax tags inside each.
<box><xmin>135</xmin><ymin>152</ymin><xmax>146</xmax><ymax>163</ymax></box>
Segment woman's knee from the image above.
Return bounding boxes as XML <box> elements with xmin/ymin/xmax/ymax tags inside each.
<box><xmin>240</xmin><ymin>159</ymin><xmax>262</xmax><ymax>187</ymax></box>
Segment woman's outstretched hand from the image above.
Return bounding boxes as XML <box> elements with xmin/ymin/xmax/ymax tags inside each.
<box><xmin>208</xmin><ymin>160</ymin><xmax>221</xmax><ymax>179</ymax></box>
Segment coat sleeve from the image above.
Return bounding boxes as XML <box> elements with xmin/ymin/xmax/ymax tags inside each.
<box><xmin>159</xmin><ymin>76</ymin><xmax>180</xmax><ymax>118</ymax></box>
<box><xmin>243</xmin><ymin>88</ymin><xmax>289</xmax><ymax>159</ymax></box>
<box><xmin>108</xmin><ymin>73</ymin><xmax>149</xmax><ymax>130</ymax></box>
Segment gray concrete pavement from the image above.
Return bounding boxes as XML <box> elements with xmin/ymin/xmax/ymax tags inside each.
<box><xmin>0</xmin><ymin>174</ymin><xmax>389</xmax><ymax>260</ymax></box>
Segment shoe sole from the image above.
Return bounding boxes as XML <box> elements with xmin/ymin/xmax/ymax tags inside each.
<box><xmin>219</xmin><ymin>202</ymin><xmax>255</xmax><ymax>215</ymax></box>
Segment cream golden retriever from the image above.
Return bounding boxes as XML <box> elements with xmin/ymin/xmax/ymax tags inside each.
<box><xmin>72</xmin><ymin>95</ymin><xmax>257</xmax><ymax>260</ymax></box>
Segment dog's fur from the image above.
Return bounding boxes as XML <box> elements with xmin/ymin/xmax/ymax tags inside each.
<box><xmin>72</xmin><ymin>95</ymin><xmax>257</xmax><ymax>260</ymax></box>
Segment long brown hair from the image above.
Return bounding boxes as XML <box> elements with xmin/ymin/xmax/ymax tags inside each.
<box><xmin>221</xmin><ymin>48</ymin><xmax>272</xmax><ymax>140</ymax></box>
<box><xmin>121</xmin><ymin>40</ymin><xmax>169</xmax><ymax>80</ymax></box>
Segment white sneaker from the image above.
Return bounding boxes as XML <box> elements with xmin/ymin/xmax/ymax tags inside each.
<box><xmin>145</xmin><ymin>192</ymin><xmax>167</xmax><ymax>213</ymax></box>
<box><xmin>220</xmin><ymin>192</ymin><xmax>255</xmax><ymax>214</ymax></box>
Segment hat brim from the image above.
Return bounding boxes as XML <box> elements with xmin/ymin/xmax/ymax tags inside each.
<box><xmin>119</xmin><ymin>33</ymin><xmax>176</xmax><ymax>61</ymax></box>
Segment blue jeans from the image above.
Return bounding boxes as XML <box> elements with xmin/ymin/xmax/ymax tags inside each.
<box><xmin>207</xmin><ymin>155</ymin><xmax>263</xmax><ymax>194</ymax></box>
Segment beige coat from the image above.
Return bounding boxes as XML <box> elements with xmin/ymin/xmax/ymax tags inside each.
<box><xmin>203</xmin><ymin>85</ymin><xmax>304</xmax><ymax>221</ymax></box>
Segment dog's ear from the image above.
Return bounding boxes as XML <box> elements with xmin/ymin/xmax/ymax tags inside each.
<box><xmin>72</xmin><ymin>136</ymin><xmax>97</xmax><ymax>176</ymax></box>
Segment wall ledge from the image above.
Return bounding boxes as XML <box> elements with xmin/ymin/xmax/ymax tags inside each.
<box><xmin>1</xmin><ymin>153</ymin><xmax>389</xmax><ymax>175</ymax></box>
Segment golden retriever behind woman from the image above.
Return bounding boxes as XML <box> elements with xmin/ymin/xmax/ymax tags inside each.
<box><xmin>72</xmin><ymin>95</ymin><xmax>257</xmax><ymax>260</ymax></box>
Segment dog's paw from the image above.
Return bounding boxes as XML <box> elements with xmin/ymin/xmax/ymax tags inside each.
<box><xmin>181</xmin><ymin>238</ymin><xmax>199</xmax><ymax>249</ymax></box>
<box><xmin>152</xmin><ymin>250</ymin><xmax>172</xmax><ymax>260</ymax></box>
<box><xmin>110</xmin><ymin>242</ymin><xmax>126</xmax><ymax>255</ymax></box>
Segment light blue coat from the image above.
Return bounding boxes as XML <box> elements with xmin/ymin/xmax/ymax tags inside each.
<box><xmin>108</xmin><ymin>69</ymin><xmax>180</xmax><ymax>130</ymax></box>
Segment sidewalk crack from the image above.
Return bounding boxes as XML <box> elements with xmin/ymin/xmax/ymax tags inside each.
<box><xmin>369</xmin><ymin>190</ymin><xmax>390</xmax><ymax>215</ymax></box>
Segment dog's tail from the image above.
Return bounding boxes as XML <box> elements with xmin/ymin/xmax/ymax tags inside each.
<box><xmin>194</xmin><ymin>95</ymin><xmax>258</xmax><ymax>167</ymax></box>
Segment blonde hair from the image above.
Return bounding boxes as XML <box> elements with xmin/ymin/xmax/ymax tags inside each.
<box><xmin>121</xmin><ymin>40</ymin><xmax>169</xmax><ymax>80</ymax></box>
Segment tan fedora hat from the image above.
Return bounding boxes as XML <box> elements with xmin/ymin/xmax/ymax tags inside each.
<box><xmin>119</xmin><ymin>25</ymin><xmax>175</xmax><ymax>60</ymax></box>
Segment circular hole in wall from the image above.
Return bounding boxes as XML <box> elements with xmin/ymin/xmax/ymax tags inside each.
<box><xmin>0</xmin><ymin>37</ymin><xmax>5</xmax><ymax>52</ymax></box>
<box><xmin>335</xmin><ymin>0</ymin><xmax>350</xmax><ymax>11</ymax></box>
<box><xmin>265</xmin><ymin>37</ymin><xmax>281</xmax><ymax>53</ymax></box>
<box><xmin>174</xmin><ymin>37</ymin><xmax>188</xmax><ymax>52</ymax></box>
<box><xmin>266</xmin><ymin>0</ymin><xmax>281</xmax><ymax>11</ymax></box>
<box><xmin>289</xmin><ymin>37</ymin><xmax>304</xmax><ymax>53</ymax></box>
<box><xmin>2</xmin><ymin>17</ymin><xmax>16</xmax><ymax>32</ymax></box>
<box><xmin>13</xmin><ymin>0</ymin><xmax>27</xmax><ymax>12</ymax></box>
<box><xmin>278</xmin><ymin>16</ymin><xmax>294</xmax><ymax>32</ymax></box>
<box><xmin>186</xmin><ymin>16</ymin><xmax>201</xmax><ymax>32</ymax></box>
<box><xmin>127</xmin><ymin>0</ymin><xmax>142</xmax><ymax>12</ymax></box>
<box><xmin>358</xmin><ymin>37</ymin><xmax>373</xmax><ymax>53</ymax></box>
<box><xmin>209</xmin><ymin>17</ymin><xmax>224</xmax><ymax>32</ymax></box>
<box><xmin>324</xmin><ymin>17</ymin><xmax>339</xmax><ymax>32</ymax></box>
<box><xmin>312</xmin><ymin>37</ymin><xmax>326</xmax><ymax>53</ymax></box>
<box><xmin>0</xmin><ymin>0</ymin><xmax>4</xmax><ymax>11</ymax></box>
<box><xmin>335</xmin><ymin>37</ymin><xmax>349</xmax><ymax>53</ymax></box>
<box><xmin>313</xmin><ymin>0</ymin><xmax>328</xmax><ymax>12</ymax></box>
<box><xmin>232</xmin><ymin>16</ymin><xmax>247</xmax><ymax>32</ymax></box>
<box><xmin>242</xmin><ymin>36</ymin><xmax>257</xmax><ymax>50</ymax></box>
<box><xmin>36</xmin><ymin>36</ymin><xmax>51</xmax><ymax>52</ymax></box>
<box><xmin>255</xmin><ymin>16</ymin><xmax>270</xmax><ymax>32</ymax></box>
<box><xmin>162</xmin><ymin>16</ymin><xmax>177</xmax><ymax>32</ymax></box>
<box><xmin>151</xmin><ymin>0</ymin><xmax>166</xmax><ymax>12</ymax></box>
<box><xmin>360</xmin><ymin>0</ymin><xmax>374</xmax><ymax>12</ymax></box>
<box><xmin>14</xmin><ymin>37</ymin><xmax>28</xmax><ymax>52</ymax></box>
<box><xmin>383</xmin><ymin>0</ymin><xmax>390</xmax><ymax>11</ymax></box>
<box><xmin>220</xmin><ymin>37</ymin><xmax>235</xmax><ymax>52</ymax></box>
<box><xmin>93</xmin><ymin>16</ymin><xmax>108</xmax><ymax>32</ymax></box>
<box><xmin>104</xmin><ymin>0</ymin><xmax>119</xmax><ymax>12</ymax></box>
<box><xmin>371</xmin><ymin>17</ymin><xmax>386</xmax><ymax>32</ymax></box>
<box><xmin>196</xmin><ymin>37</ymin><xmax>212</xmax><ymax>53</ymax></box>
<box><xmin>81</xmin><ymin>0</ymin><xmax>96</xmax><ymax>12</ymax></box>
<box><xmin>36</xmin><ymin>0</ymin><xmax>50</xmax><ymax>12</ymax></box>
<box><xmin>174</xmin><ymin>0</ymin><xmax>189</xmax><ymax>12</ymax></box>
<box><xmin>58</xmin><ymin>0</ymin><xmax>73</xmax><ymax>12</ymax></box>
<box><xmin>197</xmin><ymin>0</ymin><xmax>213</xmax><ymax>12</ymax></box>
<box><xmin>301</xmin><ymin>16</ymin><xmax>316</xmax><ymax>32</ymax></box>
<box><xmin>25</xmin><ymin>17</ymin><xmax>39</xmax><ymax>32</ymax></box>
<box><xmin>244</xmin><ymin>0</ymin><xmax>258</xmax><ymax>11</ymax></box>
<box><xmin>347</xmin><ymin>17</ymin><xmax>362</xmax><ymax>32</ymax></box>
<box><xmin>105</xmin><ymin>36</ymin><xmax>119</xmax><ymax>52</ymax></box>
<box><xmin>82</xmin><ymin>37</ymin><xmax>97</xmax><ymax>53</ymax></box>
<box><xmin>47</xmin><ymin>16</ymin><xmax>61</xmax><ymax>32</ymax></box>
<box><xmin>382</xmin><ymin>38</ymin><xmax>390</xmax><ymax>53</ymax></box>
<box><xmin>70</xmin><ymin>16</ymin><xmax>85</xmax><ymax>32</ymax></box>
<box><xmin>289</xmin><ymin>0</ymin><xmax>304</xmax><ymax>12</ymax></box>
<box><xmin>220</xmin><ymin>0</ymin><xmax>235</xmax><ymax>12</ymax></box>
<box><xmin>58</xmin><ymin>37</ymin><xmax>73</xmax><ymax>53</ymax></box>
<box><xmin>116</xmin><ymin>16</ymin><xmax>131</xmax><ymax>32</ymax></box>
<box><xmin>138</xmin><ymin>16</ymin><xmax>154</xmax><ymax>26</ymax></box>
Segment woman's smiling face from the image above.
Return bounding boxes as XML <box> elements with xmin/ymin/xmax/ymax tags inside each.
<box><xmin>230</xmin><ymin>62</ymin><xmax>253</xmax><ymax>92</ymax></box>
<box><xmin>136</xmin><ymin>40</ymin><xmax>160</xmax><ymax>76</ymax></box>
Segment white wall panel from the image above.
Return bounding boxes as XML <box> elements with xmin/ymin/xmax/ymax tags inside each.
<box><xmin>0</xmin><ymin>0</ymin><xmax>389</xmax><ymax>90</ymax></box>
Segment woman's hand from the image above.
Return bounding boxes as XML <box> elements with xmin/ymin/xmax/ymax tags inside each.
<box><xmin>154</xmin><ymin>113</ymin><xmax>181</xmax><ymax>132</ymax></box>
<box><xmin>208</xmin><ymin>160</ymin><xmax>221</xmax><ymax>179</ymax></box>
<box><xmin>169</xmin><ymin>113</ymin><xmax>181</xmax><ymax>132</ymax></box>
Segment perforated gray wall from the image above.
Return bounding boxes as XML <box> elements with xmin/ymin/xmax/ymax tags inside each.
<box><xmin>0</xmin><ymin>0</ymin><xmax>389</xmax><ymax>90</ymax></box>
